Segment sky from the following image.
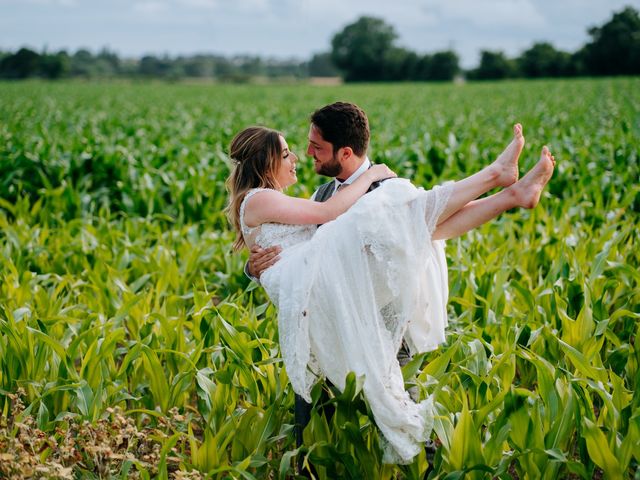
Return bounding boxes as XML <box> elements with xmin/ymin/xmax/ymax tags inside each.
<box><xmin>1</xmin><ymin>0</ymin><xmax>639</xmax><ymax>68</ymax></box>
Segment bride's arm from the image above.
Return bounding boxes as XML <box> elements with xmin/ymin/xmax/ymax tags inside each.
<box><xmin>244</xmin><ymin>164</ymin><xmax>395</xmax><ymax>227</ymax></box>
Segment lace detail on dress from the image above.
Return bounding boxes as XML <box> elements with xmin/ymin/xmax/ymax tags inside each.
<box><xmin>256</xmin><ymin>223</ymin><xmax>317</xmax><ymax>251</ymax></box>
<box><xmin>239</xmin><ymin>188</ymin><xmax>268</xmax><ymax>238</ymax></box>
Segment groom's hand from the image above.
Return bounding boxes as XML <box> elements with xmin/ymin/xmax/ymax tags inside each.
<box><xmin>248</xmin><ymin>244</ymin><xmax>282</xmax><ymax>279</ymax></box>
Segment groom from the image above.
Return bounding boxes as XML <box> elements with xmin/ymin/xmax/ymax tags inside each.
<box><xmin>246</xmin><ymin>101</ymin><xmax>421</xmax><ymax>464</ymax></box>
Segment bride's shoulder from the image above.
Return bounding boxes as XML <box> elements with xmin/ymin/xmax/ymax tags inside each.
<box><xmin>243</xmin><ymin>187</ymin><xmax>282</xmax><ymax>206</ymax></box>
<box><xmin>242</xmin><ymin>188</ymin><xmax>285</xmax><ymax>228</ymax></box>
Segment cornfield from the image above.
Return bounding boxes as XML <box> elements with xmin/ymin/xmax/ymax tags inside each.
<box><xmin>0</xmin><ymin>78</ymin><xmax>639</xmax><ymax>479</ymax></box>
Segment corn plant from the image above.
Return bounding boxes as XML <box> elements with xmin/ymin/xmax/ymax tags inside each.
<box><xmin>1</xmin><ymin>78</ymin><xmax>638</xmax><ymax>478</ymax></box>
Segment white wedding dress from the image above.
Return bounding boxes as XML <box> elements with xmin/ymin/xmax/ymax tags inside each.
<box><xmin>240</xmin><ymin>178</ymin><xmax>453</xmax><ymax>463</ymax></box>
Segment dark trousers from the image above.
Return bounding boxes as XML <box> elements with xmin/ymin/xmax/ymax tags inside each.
<box><xmin>294</xmin><ymin>394</ymin><xmax>312</xmax><ymax>449</ymax></box>
<box><xmin>295</xmin><ymin>381</ymin><xmax>339</xmax><ymax>476</ymax></box>
<box><xmin>294</xmin><ymin>340</ymin><xmax>412</xmax><ymax>475</ymax></box>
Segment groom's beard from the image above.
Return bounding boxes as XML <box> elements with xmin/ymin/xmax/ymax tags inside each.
<box><xmin>316</xmin><ymin>152</ymin><xmax>342</xmax><ymax>178</ymax></box>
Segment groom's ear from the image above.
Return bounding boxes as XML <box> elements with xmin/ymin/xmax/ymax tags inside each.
<box><xmin>338</xmin><ymin>146</ymin><xmax>354</xmax><ymax>161</ymax></box>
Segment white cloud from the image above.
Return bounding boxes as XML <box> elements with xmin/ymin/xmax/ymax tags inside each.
<box><xmin>423</xmin><ymin>0</ymin><xmax>545</xmax><ymax>29</ymax></box>
<box><xmin>298</xmin><ymin>0</ymin><xmax>428</xmax><ymax>24</ymax></box>
<box><xmin>167</xmin><ymin>0</ymin><xmax>277</xmax><ymax>17</ymax></box>
<box><xmin>225</xmin><ymin>0</ymin><xmax>271</xmax><ymax>14</ymax></box>
<box><xmin>176</xmin><ymin>0</ymin><xmax>218</xmax><ymax>9</ymax></box>
<box><xmin>132</xmin><ymin>0</ymin><xmax>170</xmax><ymax>14</ymax></box>
<box><xmin>18</xmin><ymin>0</ymin><xmax>78</xmax><ymax>5</ymax></box>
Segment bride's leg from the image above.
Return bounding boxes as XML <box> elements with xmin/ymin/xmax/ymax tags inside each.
<box><xmin>436</xmin><ymin>124</ymin><xmax>524</xmax><ymax>224</ymax></box>
<box><xmin>433</xmin><ymin>147</ymin><xmax>555</xmax><ymax>240</ymax></box>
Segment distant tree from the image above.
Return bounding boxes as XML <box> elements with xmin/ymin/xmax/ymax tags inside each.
<box><xmin>400</xmin><ymin>51</ymin><xmax>420</xmax><ymax>80</ymax></box>
<box><xmin>95</xmin><ymin>48</ymin><xmax>120</xmax><ymax>76</ymax></box>
<box><xmin>428</xmin><ymin>50</ymin><xmax>460</xmax><ymax>81</ymax></box>
<box><xmin>117</xmin><ymin>57</ymin><xmax>139</xmax><ymax>77</ymax></box>
<box><xmin>409</xmin><ymin>51</ymin><xmax>459</xmax><ymax>81</ymax></box>
<box><xmin>469</xmin><ymin>50</ymin><xmax>515</xmax><ymax>80</ymax></box>
<box><xmin>554</xmin><ymin>50</ymin><xmax>574</xmax><ymax>76</ymax></box>
<box><xmin>266</xmin><ymin>58</ymin><xmax>306</xmax><ymax>78</ymax></box>
<box><xmin>70</xmin><ymin>49</ymin><xmax>96</xmax><ymax>77</ymax></box>
<box><xmin>517</xmin><ymin>42</ymin><xmax>570</xmax><ymax>78</ymax></box>
<box><xmin>180</xmin><ymin>55</ymin><xmax>214</xmax><ymax>77</ymax></box>
<box><xmin>39</xmin><ymin>51</ymin><xmax>70</xmax><ymax>79</ymax></box>
<box><xmin>567</xmin><ymin>48</ymin><xmax>588</xmax><ymax>77</ymax></box>
<box><xmin>382</xmin><ymin>47</ymin><xmax>413</xmax><ymax>81</ymax></box>
<box><xmin>0</xmin><ymin>48</ymin><xmax>40</xmax><ymax>79</ymax></box>
<box><xmin>331</xmin><ymin>16</ymin><xmax>397</xmax><ymax>81</ymax></box>
<box><xmin>138</xmin><ymin>55</ymin><xmax>174</xmax><ymax>78</ymax></box>
<box><xmin>213</xmin><ymin>57</ymin><xmax>235</xmax><ymax>78</ymax></box>
<box><xmin>583</xmin><ymin>6</ymin><xmax>640</xmax><ymax>75</ymax></box>
<box><xmin>237</xmin><ymin>55</ymin><xmax>265</xmax><ymax>77</ymax></box>
<box><xmin>412</xmin><ymin>54</ymin><xmax>432</xmax><ymax>81</ymax></box>
<box><xmin>308</xmin><ymin>52</ymin><xmax>340</xmax><ymax>77</ymax></box>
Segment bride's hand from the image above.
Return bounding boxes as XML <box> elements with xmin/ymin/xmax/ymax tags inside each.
<box><xmin>367</xmin><ymin>164</ymin><xmax>397</xmax><ymax>182</ymax></box>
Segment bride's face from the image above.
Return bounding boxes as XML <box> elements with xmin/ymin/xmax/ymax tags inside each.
<box><xmin>274</xmin><ymin>135</ymin><xmax>298</xmax><ymax>189</ymax></box>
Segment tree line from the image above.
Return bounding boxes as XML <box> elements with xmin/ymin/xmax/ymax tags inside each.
<box><xmin>0</xmin><ymin>49</ymin><xmax>311</xmax><ymax>81</ymax></box>
<box><xmin>468</xmin><ymin>6</ymin><xmax>640</xmax><ymax>80</ymax></box>
<box><xmin>329</xmin><ymin>6</ymin><xmax>639</xmax><ymax>81</ymax></box>
<box><xmin>0</xmin><ymin>6</ymin><xmax>637</xmax><ymax>82</ymax></box>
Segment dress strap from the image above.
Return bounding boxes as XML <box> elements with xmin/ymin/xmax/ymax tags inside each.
<box><xmin>239</xmin><ymin>188</ymin><xmax>268</xmax><ymax>237</ymax></box>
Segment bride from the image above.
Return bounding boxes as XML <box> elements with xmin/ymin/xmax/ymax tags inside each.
<box><xmin>225</xmin><ymin>124</ymin><xmax>555</xmax><ymax>463</ymax></box>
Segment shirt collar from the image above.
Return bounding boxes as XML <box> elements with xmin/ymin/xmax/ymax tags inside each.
<box><xmin>334</xmin><ymin>157</ymin><xmax>371</xmax><ymax>188</ymax></box>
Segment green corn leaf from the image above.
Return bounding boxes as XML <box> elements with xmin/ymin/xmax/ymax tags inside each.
<box><xmin>278</xmin><ymin>448</ymin><xmax>299</xmax><ymax>479</ymax></box>
<box><xmin>557</xmin><ymin>339</ymin><xmax>608</xmax><ymax>382</ymax></box>
<box><xmin>582</xmin><ymin>418</ymin><xmax>623</xmax><ymax>478</ymax></box>
<box><xmin>37</xmin><ymin>398</ymin><xmax>49</xmax><ymax>430</ymax></box>
<box><xmin>141</xmin><ymin>346</ymin><xmax>170</xmax><ymax>411</ymax></box>
<box><xmin>448</xmin><ymin>394</ymin><xmax>484</xmax><ymax>471</ymax></box>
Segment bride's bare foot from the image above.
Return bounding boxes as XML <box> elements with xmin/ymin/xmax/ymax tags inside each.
<box><xmin>511</xmin><ymin>146</ymin><xmax>555</xmax><ymax>208</ymax></box>
<box><xmin>492</xmin><ymin>123</ymin><xmax>525</xmax><ymax>187</ymax></box>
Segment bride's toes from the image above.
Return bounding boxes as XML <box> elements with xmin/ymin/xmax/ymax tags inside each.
<box><xmin>514</xmin><ymin>148</ymin><xmax>555</xmax><ymax>208</ymax></box>
<box><xmin>494</xmin><ymin>127</ymin><xmax>524</xmax><ymax>187</ymax></box>
<box><xmin>514</xmin><ymin>123</ymin><xmax>523</xmax><ymax>138</ymax></box>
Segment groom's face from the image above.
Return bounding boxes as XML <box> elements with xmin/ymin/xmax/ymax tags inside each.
<box><xmin>307</xmin><ymin>124</ymin><xmax>342</xmax><ymax>178</ymax></box>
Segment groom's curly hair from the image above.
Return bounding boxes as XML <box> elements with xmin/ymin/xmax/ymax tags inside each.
<box><xmin>310</xmin><ymin>102</ymin><xmax>369</xmax><ymax>157</ymax></box>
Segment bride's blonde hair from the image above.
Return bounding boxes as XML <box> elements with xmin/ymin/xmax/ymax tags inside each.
<box><xmin>226</xmin><ymin>126</ymin><xmax>283</xmax><ymax>250</ymax></box>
